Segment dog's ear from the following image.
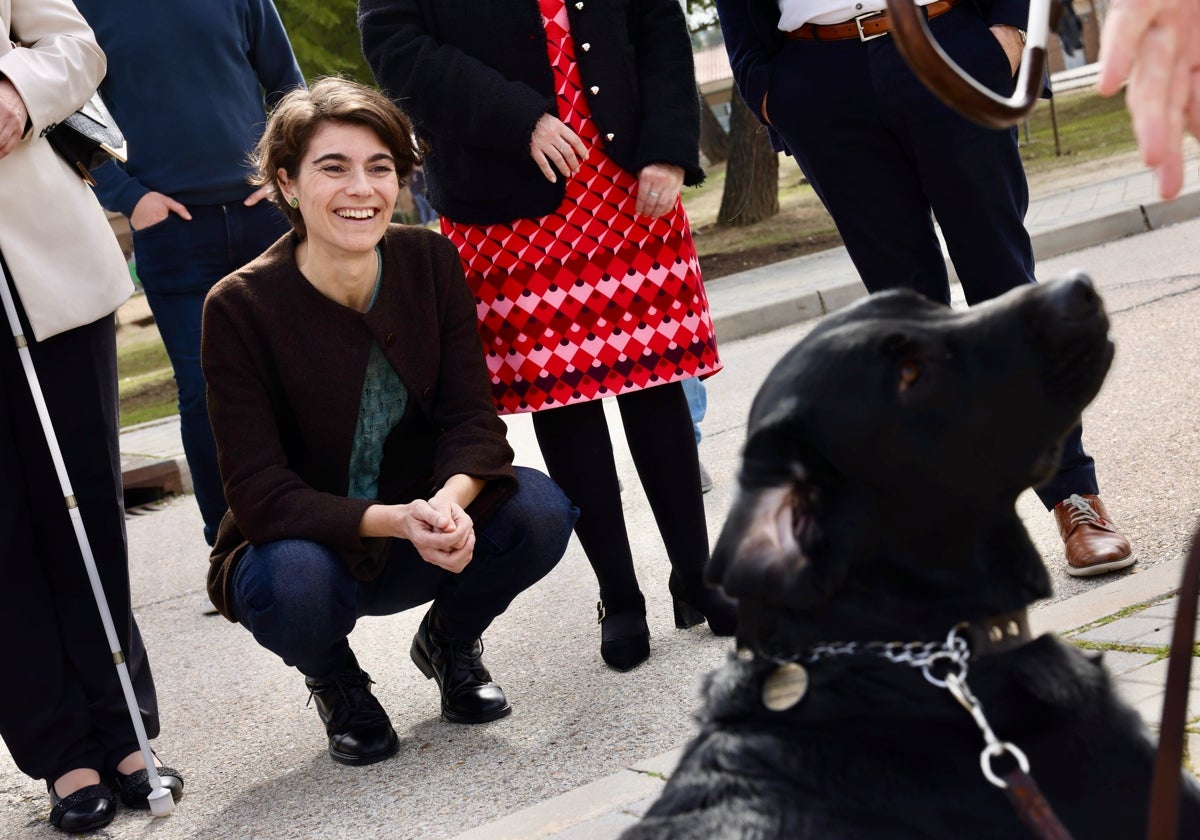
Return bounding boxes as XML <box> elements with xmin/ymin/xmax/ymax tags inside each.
<box><xmin>708</xmin><ymin>404</ymin><xmax>840</xmax><ymax>606</ymax></box>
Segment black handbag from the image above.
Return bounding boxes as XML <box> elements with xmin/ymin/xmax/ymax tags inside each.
<box><xmin>44</xmin><ymin>92</ymin><xmax>127</xmax><ymax>187</ymax></box>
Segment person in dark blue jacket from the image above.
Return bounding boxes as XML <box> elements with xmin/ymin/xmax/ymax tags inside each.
<box><xmin>715</xmin><ymin>0</ymin><xmax>1136</xmax><ymax>578</ymax></box>
<box><xmin>73</xmin><ymin>0</ymin><xmax>305</xmax><ymax>549</ymax></box>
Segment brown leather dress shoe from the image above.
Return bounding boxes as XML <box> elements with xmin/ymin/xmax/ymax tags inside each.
<box><xmin>1053</xmin><ymin>494</ymin><xmax>1135</xmax><ymax>577</ymax></box>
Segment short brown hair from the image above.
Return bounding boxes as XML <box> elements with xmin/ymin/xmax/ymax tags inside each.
<box><xmin>250</xmin><ymin>76</ymin><xmax>422</xmax><ymax>239</ymax></box>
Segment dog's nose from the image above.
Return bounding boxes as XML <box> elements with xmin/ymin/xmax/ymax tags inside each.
<box><xmin>1046</xmin><ymin>271</ymin><xmax>1100</xmax><ymax>322</ymax></box>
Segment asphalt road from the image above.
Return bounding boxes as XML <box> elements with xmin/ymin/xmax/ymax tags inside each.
<box><xmin>2</xmin><ymin>217</ymin><xmax>1199</xmax><ymax>839</ymax></box>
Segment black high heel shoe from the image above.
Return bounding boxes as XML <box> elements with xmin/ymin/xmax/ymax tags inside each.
<box><xmin>48</xmin><ymin>781</ymin><xmax>116</xmax><ymax>834</ymax></box>
<box><xmin>670</xmin><ymin>574</ymin><xmax>737</xmax><ymax>636</ymax></box>
<box><xmin>597</xmin><ymin>600</ymin><xmax>650</xmax><ymax>672</ymax></box>
<box><xmin>110</xmin><ymin>760</ymin><xmax>184</xmax><ymax>810</ymax></box>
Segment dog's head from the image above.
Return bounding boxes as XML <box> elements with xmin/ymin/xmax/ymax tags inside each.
<box><xmin>711</xmin><ymin>272</ymin><xmax>1113</xmax><ymax>645</ymax></box>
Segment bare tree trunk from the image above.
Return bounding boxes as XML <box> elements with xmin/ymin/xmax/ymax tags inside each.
<box><xmin>699</xmin><ymin>97</ymin><xmax>731</xmax><ymax>165</ymax></box>
<box><xmin>716</xmin><ymin>94</ymin><xmax>779</xmax><ymax>227</ymax></box>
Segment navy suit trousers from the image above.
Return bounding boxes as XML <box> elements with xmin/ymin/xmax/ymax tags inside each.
<box><xmin>764</xmin><ymin>6</ymin><xmax>1098</xmax><ymax>506</ymax></box>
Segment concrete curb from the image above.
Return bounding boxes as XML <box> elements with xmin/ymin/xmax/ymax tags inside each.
<box><xmin>1031</xmin><ymin>189</ymin><xmax>1200</xmax><ymax>261</ymax></box>
<box><xmin>709</xmin><ymin>187</ymin><xmax>1200</xmax><ymax>346</ymax></box>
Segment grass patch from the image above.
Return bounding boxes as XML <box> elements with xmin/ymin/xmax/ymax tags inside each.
<box><xmin>1016</xmin><ymin>87</ymin><xmax>1138</xmax><ymax>176</ymax></box>
<box><xmin>117</xmin><ymin>330</ymin><xmax>176</xmax><ymax>427</ymax></box>
<box><xmin>1071</xmin><ymin>641</ymin><xmax>1170</xmax><ymax>659</ymax></box>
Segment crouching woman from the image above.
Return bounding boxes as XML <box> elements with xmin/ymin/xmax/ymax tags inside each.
<box><xmin>201</xmin><ymin>77</ymin><xmax>577</xmax><ymax>765</ymax></box>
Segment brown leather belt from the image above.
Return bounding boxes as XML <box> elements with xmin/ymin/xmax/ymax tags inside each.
<box><xmin>786</xmin><ymin>0</ymin><xmax>962</xmax><ymax>42</ymax></box>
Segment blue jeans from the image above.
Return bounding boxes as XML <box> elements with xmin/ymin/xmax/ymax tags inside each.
<box><xmin>131</xmin><ymin>201</ymin><xmax>290</xmax><ymax>545</ymax></box>
<box><xmin>412</xmin><ymin>193</ymin><xmax>438</xmax><ymax>225</ymax></box>
<box><xmin>682</xmin><ymin>377</ymin><xmax>706</xmax><ymax>445</ymax></box>
<box><xmin>228</xmin><ymin>467</ymin><xmax>577</xmax><ymax>679</ymax></box>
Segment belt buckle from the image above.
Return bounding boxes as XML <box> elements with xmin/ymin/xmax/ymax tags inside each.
<box><xmin>854</xmin><ymin>10</ymin><xmax>887</xmax><ymax>41</ymax></box>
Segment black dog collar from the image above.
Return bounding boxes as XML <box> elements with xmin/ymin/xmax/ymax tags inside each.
<box><xmin>754</xmin><ymin>608</ymin><xmax>1033</xmax><ymax>712</ymax></box>
<box><xmin>958</xmin><ymin>608</ymin><xmax>1032</xmax><ymax>658</ymax></box>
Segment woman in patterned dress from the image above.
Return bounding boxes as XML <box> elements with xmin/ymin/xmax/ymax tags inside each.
<box><xmin>361</xmin><ymin>0</ymin><xmax>736</xmax><ymax>672</ymax></box>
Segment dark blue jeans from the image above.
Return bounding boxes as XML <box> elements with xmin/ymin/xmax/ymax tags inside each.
<box><xmin>131</xmin><ymin>200</ymin><xmax>290</xmax><ymax>545</ymax></box>
<box><xmin>229</xmin><ymin>467</ymin><xmax>578</xmax><ymax>680</ymax></box>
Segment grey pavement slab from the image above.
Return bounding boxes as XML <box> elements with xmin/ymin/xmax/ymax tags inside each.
<box><xmin>1073</xmin><ymin>615</ymin><xmax>1176</xmax><ymax>645</ymax></box>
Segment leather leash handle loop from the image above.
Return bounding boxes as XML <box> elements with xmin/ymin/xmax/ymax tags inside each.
<box><xmin>1148</xmin><ymin>526</ymin><xmax>1200</xmax><ymax>840</ymax></box>
<box><xmin>884</xmin><ymin>0</ymin><xmax>1050</xmax><ymax>129</ymax></box>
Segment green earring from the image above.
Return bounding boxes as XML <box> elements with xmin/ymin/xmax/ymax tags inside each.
<box><xmin>289</xmin><ymin>196</ymin><xmax>299</xmax><ymax>208</ymax></box>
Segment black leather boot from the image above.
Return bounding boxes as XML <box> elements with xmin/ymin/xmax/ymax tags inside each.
<box><xmin>304</xmin><ymin>652</ymin><xmax>399</xmax><ymax>766</ymax></box>
<box><xmin>410</xmin><ymin>609</ymin><xmax>512</xmax><ymax>724</ymax></box>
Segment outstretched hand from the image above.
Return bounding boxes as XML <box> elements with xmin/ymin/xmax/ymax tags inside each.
<box><xmin>1097</xmin><ymin>0</ymin><xmax>1200</xmax><ymax>199</ymax></box>
<box><xmin>529</xmin><ymin>113</ymin><xmax>588</xmax><ymax>183</ymax></box>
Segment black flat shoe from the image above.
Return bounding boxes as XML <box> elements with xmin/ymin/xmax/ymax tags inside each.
<box><xmin>411</xmin><ymin>608</ymin><xmax>512</xmax><ymax>724</ymax></box>
<box><xmin>48</xmin><ymin>782</ymin><xmax>116</xmax><ymax>834</ymax></box>
<box><xmin>597</xmin><ymin>600</ymin><xmax>650</xmax><ymax>672</ymax></box>
<box><xmin>110</xmin><ymin>763</ymin><xmax>184</xmax><ymax>809</ymax></box>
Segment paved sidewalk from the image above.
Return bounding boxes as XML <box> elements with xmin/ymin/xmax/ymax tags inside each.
<box><xmin>110</xmin><ymin>157</ymin><xmax>1200</xmax><ymax>840</ymax></box>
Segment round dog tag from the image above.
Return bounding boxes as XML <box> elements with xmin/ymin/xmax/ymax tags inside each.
<box><xmin>762</xmin><ymin>662</ymin><xmax>809</xmax><ymax>711</ymax></box>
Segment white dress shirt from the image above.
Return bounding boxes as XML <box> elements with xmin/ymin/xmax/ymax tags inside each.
<box><xmin>778</xmin><ymin>0</ymin><xmax>941</xmax><ymax>28</ymax></box>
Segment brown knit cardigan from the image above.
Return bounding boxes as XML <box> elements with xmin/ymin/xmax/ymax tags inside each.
<box><xmin>201</xmin><ymin>224</ymin><xmax>517</xmax><ymax>621</ymax></box>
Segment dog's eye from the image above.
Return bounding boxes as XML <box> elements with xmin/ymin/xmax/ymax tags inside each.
<box><xmin>898</xmin><ymin>360</ymin><xmax>921</xmax><ymax>391</ymax></box>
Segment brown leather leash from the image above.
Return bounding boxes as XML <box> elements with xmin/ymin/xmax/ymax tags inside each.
<box><xmin>1147</xmin><ymin>526</ymin><xmax>1200</xmax><ymax>840</ymax></box>
<box><xmin>1001</xmin><ymin>769</ymin><xmax>1074</xmax><ymax>840</ymax></box>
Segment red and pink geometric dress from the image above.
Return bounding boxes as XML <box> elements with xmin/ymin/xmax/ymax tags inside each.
<box><xmin>441</xmin><ymin>0</ymin><xmax>722</xmax><ymax>416</ymax></box>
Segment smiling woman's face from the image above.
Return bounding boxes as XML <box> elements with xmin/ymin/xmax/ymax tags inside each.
<box><xmin>277</xmin><ymin>121</ymin><xmax>399</xmax><ymax>256</ymax></box>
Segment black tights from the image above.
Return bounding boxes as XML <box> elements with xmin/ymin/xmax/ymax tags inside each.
<box><xmin>531</xmin><ymin>381</ymin><xmax>708</xmax><ymax>614</ymax></box>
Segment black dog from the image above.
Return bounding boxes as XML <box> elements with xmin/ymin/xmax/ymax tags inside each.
<box><xmin>623</xmin><ymin>274</ymin><xmax>1200</xmax><ymax>839</ymax></box>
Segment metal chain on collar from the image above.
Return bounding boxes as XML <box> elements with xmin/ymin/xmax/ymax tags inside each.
<box><xmin>767</xmin><ymin>624</ymin><xmax>1073</xmax><ymax>837</ymax></box>
<box><xmin>790</xmin><ymin>623</ymin><xmax>970</xmax><ymax>688</ymax></box>
<box><xmin>786</xmin><ymin>624</ymin><xmax>1030</xmax><ymax>788</ymax></box>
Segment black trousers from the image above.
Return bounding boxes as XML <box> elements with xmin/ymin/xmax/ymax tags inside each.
<box><xmin>764</xmin><ymin>6</ymin><xmax>1098</xmax><ymax>507</ymax></box>
<box><xmin>0</xmin><ymin>264</ymin><xmax>158</xmax><ymax>782</ymax></box>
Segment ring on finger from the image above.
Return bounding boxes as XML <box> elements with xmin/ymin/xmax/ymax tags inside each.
<box><xmin>648</xmin><ymin>190</ymin><xmax>662</xmax><ymax>198</ymax></box>
<box><xmin>556</xmin><ymin>144</ymin><xmax>569</xmax><ymax>153</ymax></box>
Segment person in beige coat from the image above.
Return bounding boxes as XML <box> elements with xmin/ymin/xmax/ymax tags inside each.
<box><xmin>0</xmin><ymin>0</ymin><xmax>182</xmax><ymax>833</ymax></box>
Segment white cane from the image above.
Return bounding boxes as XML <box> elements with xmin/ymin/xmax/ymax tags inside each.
<box><xmin>0</xmin><ymin>274</ymin><xmax>175</xmax><ymax>818</ymax></box>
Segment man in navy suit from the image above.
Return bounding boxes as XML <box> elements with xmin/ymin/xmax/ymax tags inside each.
<box><xmin>715</xmin><ymin>0</ymin><xmax>1135</xmax><ymax>577</ymax></box>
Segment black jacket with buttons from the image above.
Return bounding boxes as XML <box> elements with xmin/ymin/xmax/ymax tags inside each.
<box><xmin>359</xmin><ymin>0</ymin><xmax>705</xmax><ymax>225</ymax></box>
<box><xmin>201</xmin><ymin>225</ymin><xmax>517</xmax><ymax>620</ymax></box>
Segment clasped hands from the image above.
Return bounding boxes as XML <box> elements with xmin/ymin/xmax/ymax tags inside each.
<box><xmin>361</xmin><ymin>475</ymin><xmax>484</xmax><ymax>573</ymax></box>
<box><xmin>371</xmin><ymin>495</ymin><xmax>475</xmax><ymax>573</ymax></box>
